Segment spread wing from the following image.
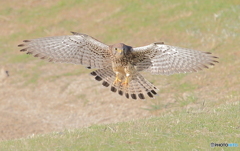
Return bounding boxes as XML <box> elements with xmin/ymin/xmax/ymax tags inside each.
<box><xmin>132</xmin><ymin>42</ymin><xmax>218</xmax><ymax>75</ymax></box>
<box><xmin>18</xmin><ymin>32</ymin><xmax>111</xmax><ymax>69</ymax></box>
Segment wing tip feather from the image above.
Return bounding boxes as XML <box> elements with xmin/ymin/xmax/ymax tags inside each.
<box><xmin>154</xmin><ymin>42</ymin><xmax>164</xmax><ymax>45</ymax></box>
<box><xmin>71</xmin><ymin>31</ymin><xmax>87</xmax><ymax>37</ymax></box>
<box><xmin>18</xmin><ymin>44</ymin><xmax>25</xmax><ymax>47</ymax></box>
<box><xmin>20</xmin><ymin>48</ymin><xmax>27</xmax><ymax>52</ymax></box>
<box><xmin>23</xmin><ymin>40</ymin><xmax>31</xmax><ymax>42</ymax></box>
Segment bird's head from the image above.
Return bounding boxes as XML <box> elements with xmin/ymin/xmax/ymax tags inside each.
<box><xmin>111</xmin><ymin>43</ymin><xmax>132</xmax><ymax>57</ymax></box>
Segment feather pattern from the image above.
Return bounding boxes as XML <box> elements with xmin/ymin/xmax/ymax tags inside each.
<box><xmin>132</xmin><ymin>43</ymin><xmax>218</xmax><ymax>75</ymax></box>
<box><xmin>90</xmin><ymin>67</ymin><xmax>157</xmax><ymax>99</ymax></box>
<box><xmin>18</xmin><ymin>32</ymin><xmax>111</xmax><ymax>69</ymax></box>
<box><xmin>19</xmin><ymin>32</ymin><xmax>218</xmax><ymax>100</ymax></box>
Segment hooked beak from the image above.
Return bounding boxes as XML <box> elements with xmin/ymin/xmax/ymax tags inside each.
<box><xmin>120</xmin><ymin>50</ymin><xmax>124</xmax><ymax>55</ymax></box>
<box><xmin>117</xmin><ymin>49</ymin><xmax>123</xmax><ymax>55</ymax></box>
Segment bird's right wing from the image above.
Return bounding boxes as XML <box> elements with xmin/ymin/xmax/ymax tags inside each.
<box><xmin>18</xmin><ymin>32</ymin><xmax>111</xmax><ymax>69</ymax></box>
<box><xmin>132</xmin><ymin>42</ymin><xmax>218</xmax><ymax>75</ymax></box>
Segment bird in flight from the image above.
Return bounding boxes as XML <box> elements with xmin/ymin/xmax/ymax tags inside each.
<box><xmin>18</xmin><ymin>32</ymin><xmax>218</xmax><ymax>100</ymax></box>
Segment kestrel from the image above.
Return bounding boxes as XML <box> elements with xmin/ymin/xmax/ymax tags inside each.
<box><xmin>18</xmin><ymin>32</ymin><xmax>218</xmax><ymax>100</ymax></box>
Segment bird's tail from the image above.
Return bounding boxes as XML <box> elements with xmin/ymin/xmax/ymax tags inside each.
<box><xmin>90</xmin><ymin>67</ymin><xmax>158</xmax><ymax>100</ymax></box>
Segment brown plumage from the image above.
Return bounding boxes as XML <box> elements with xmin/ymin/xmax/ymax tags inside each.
<box><xmin>18</xmin><ymin>32</ymin><xmax>218</xmax><ymax>100</ymax></box>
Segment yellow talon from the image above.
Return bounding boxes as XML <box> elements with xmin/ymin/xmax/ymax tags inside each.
<box><xmin>121</xmin><ymin>77</ymin><xmax>129</xmax><ymax>86</ymax></box>
<box><xmin>113</xmin><ymin>76</ymin><xmax>122</xmax><ymax>85</ymax></box>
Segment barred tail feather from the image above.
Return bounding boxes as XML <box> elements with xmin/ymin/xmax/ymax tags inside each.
<box><xmin>90</xmin><ymin>67</ymin><xmax>158</xmax><ymax>99</ymax></box>
<box><xmin>90</xmin><ymin>66</ymin><xmax>115</xmax><ymax>88</ymax></box>
<box><xmin>124</xmin><ymin>73</ymin><xmax>158</xmax><ymax>99</ymax></box>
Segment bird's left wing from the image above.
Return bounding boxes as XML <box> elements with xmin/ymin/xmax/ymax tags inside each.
<box><xmin>132</xmin><ymin>42</ymin><xmax>218</xmax><ymax>75</ymax></box>
<box><xmin>18</xmin><ymin>32</ymin><xmax>111</xmax><ymax>69</ymax></box>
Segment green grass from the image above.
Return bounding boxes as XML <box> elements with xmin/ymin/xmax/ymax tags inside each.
<box><xmin>9</xmin><ymin>54</ymin><xmax>33</xmax><ymax>63</ymax></box>
<box><xmin>176</xmin><ymin>93</ymin><xmax>198</xmax><ymax>107</ymax></box>
<box><xmin>0</xmin><ymin>102</ymin><xmax>239</xmax><ymax>150</ymax></box>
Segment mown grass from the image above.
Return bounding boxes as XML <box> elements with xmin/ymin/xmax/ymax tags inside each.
<box><xmin>0</xmin><ymin>102</ymin><xmax>239</xmax><ymax>151</ymax></box>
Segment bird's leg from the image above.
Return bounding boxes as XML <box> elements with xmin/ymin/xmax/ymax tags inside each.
<box><xmin>121</xmin><ymin>73</ymin><xmax>130</xmax><ymax>86</ymax></box>
<box><xmin>113</xmin><ymin>72</ymin><xmax>122</xmax><ymax>85</ymax></box>
<box><xmin>121</xmin><ymin>65</ymin><xmax>134</xmax><ymax>86</ymax></box>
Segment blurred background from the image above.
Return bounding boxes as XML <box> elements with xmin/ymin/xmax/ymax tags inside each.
<box><xmin>0</xmin><ymin>0</ymin><xmax>239</xmax><ymax>140</ymax></box>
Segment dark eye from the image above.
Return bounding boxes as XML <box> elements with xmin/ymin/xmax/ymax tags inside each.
<box><xmin>115</xmin><ymin>48</ymin><xmax>117</xmax><ymax>51</ymax></box>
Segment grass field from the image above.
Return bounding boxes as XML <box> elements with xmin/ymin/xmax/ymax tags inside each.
<box><xmin>0</xmin><ymin>102</ymin><xmax>239</xmax><ymax>150</ymax></box>
<box><xmin>0</xmin><ymin>0</ymin><xmax>239</xmax><ymax>150</ymax></box>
